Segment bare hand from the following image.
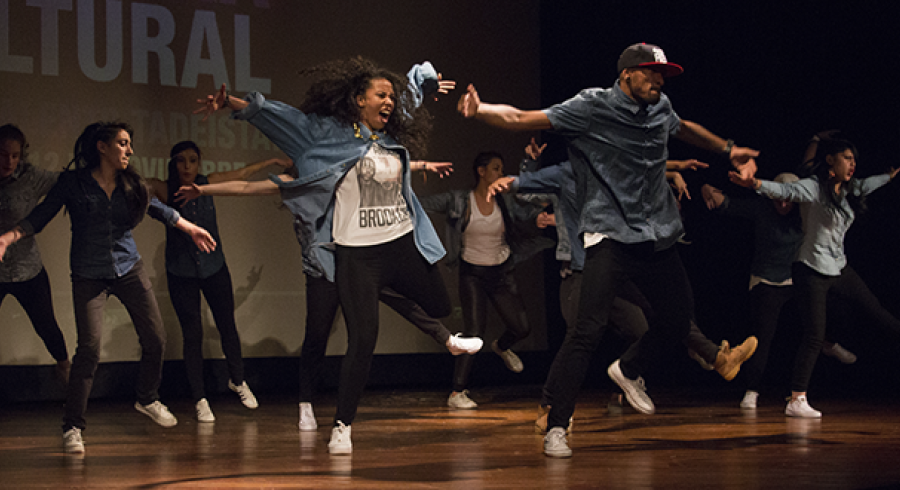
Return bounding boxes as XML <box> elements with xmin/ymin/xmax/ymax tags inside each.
<box><xmin>670</xmin><ymin>172</ymin><xmax>689</xmax><ymax>201</ymax></box>
<box><xmin>728</xmin><ymin>166</ymin><xmax>759</xmax><ymax>189</ymax></box>
<box><xmin>435</xmin><ymin>73</ymin><xmax>456</xmax><ymax>100</ymax></box>
<box><xmin>457</xmin><ymin>84</ymin><xmax>481</xmax><ymax>118</ymax></box>
<box><xmin>734</xmin><ymin>157</ymin><xmax>758</xmax><ymax>181</ymax></box>
<box><xmin>525</xmin><ymin>137</ymin><xmax>547</xmax><ymax>161</ymax></box>
<box><xmin>700</xmin><ymin>184</ymin><xmax>724</xmax><ymax>210</ymax></box>
<box><xmin>193</xmin><ymin>83</ymin><xmax>228</xmax><ymax>121</ymax></box>
<box><xmin>889</xmin><ymin>167</ymin><xmax>900</xmax><ymax>180</ymax></box>
<box><xmin>271</xmin><ymin>158</ymin><xmax>293</xmax><ymax>169</ymax></box>
<box><xmin>668</xmin><ymin>159</ymin><xmax>709</xmax><ymax>171</ymax></box>
<box><xmin>175</xmin><ymin>183</ymin><xmax>202</xmax><ymax>203</ymax></box>
<box><xmin>426</xmin><ymin>161</ymin><xmax>453</xmax><ymax>177</ymax></box>
<box><xmin>730</xmin><ymin>146</ymin><xmax>760</xmax><ymax>166</ymax></box>
<box><xmin>536</xmin><ymin>211</ymin><xmax>556</xmax><ymax>229</ymax></box>
<box><xmin>486</xmin><ymin>176</ymin><xmax>515</xmax><ymax>202</ymax></box>
<box><xmin>189</xmin><ymin>225</ymin><xmax>217</xmax><ymax>253</ymax></box>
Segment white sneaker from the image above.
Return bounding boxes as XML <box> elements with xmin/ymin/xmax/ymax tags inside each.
<box><xmin>135</xmin><ymin>401</ymin><xmax>178</xmax><ymax>428</ymax></box>
<box><xmin>785</xmin><ymin>395</ymin><xmax>822</xmax><ymax>418</ymax></box>
<box><xmin>543</xmin><ymin>427</ymin><xmax>572</xmax><ymax>458</ymax></box>
<box><xmin>298</xmin><ymin>402</ymin><xmax>317</xmax><ymax>431</ymax></box>
<box><xmin>740</xmin><ymin>390</ymin><xmax>759</xmax><ymax>409</ymax></box>
<box><xmin>63</xmin><ymin>428</ymin><xmax>84</xmax><ymax>453</ymax></box>
<box><xmin>196</xmin><ymin>398</ymin><xmax>216</xmax><ymax>423</ymax></box>
<box><xmin>446</xmin><ymin>334</ymin><xmax>483</xmax><ymax>355</ymax></box>
<box><xmin>328</xmin><ymin>422</ymin><xmax>352</xmax><ymax>454</ymax></box>
<box><xmin>228</xmin><ymin>380</ymin><xmax>259</xmax><ymax>409</ymax></box>
<box><xmin>822</xmin><ymin>343</ymin><xmax>857</xmax><ymax>364</ymax></box>
<box><xmin>491</xmin><ymin>340</ymin><xmax>523</xmax><ymax>373</ymax></box>
<box><xmin>447</xmin><ymin>390</ymin><xmax>478</xmax><ymax>409</ymax></box>
<box><xmin>607</xmin><ymin>360</ymin><xmax>655</xmax><ymax>414</ymax></box>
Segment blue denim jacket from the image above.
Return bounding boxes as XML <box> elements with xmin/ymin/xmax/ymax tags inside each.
<box><xmin>757</xmin><ymin>174</ymin><xmax>891</xmax><ymax>276</ymax></box>
<box><xmin>543</xmin><ymin>81</ymin><xmax>683</xmax><ymax>251</ymax></box>
<box><xmin>165</xmin><ymin>174</ymin><xmax>225</xmax><ymax>279</ymax></box>
<box><xmin>512</xmin><ymin>161</ymin><xmax>585</xmax><ymax>271</ymax></box>
<box><xmin>19</xmin><ymin>169</ymin><xmax>180</xmax><ymax>279</ymax></box>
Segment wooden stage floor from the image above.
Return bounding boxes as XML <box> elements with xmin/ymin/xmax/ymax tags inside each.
<box><xmin>1</xmin><ymin>386</ymin><xmax>898</xmax><ymax>489</ymax></box>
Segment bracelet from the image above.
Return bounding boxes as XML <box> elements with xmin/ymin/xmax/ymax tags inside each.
<box><xmin>722</xmin><ymin>139</ymin><xmax>735</xmax><ymax>156</ymax></box>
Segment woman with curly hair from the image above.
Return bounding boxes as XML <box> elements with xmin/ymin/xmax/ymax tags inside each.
<box><xmin>0</xmin><ymin>121</ymin><xmax>216</xmax><ymax>453</ymax></box>
<box><xmin>193</xmin><ymin>57</ymin><xmax>458</xmax><ymax>454</ymax></box>
<box><xmin>730</xmin><ymin>137</ymin><xmax>900</xmax><ymax>418</ymax></box>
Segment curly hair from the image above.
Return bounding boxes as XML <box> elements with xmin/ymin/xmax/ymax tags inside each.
<box><xmin>808</xmin><ymin>138</ymin><xmax>866</xmax><ymax>218</ymax></box>
<box><xmin>67</xmin><ymin>121</ymin><xmax>150</xmax><ymax>229</ymax></box>
<box><xmin>297</xmin><ymin>57</ymin><xmax>433</xmax><ymax>159</ymax></box>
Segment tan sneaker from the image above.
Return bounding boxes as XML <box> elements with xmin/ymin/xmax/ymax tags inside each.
<box><xmin>714</xmin><ymin>336</ymin><xmax>758</xmax><ymax>381</ymax></box>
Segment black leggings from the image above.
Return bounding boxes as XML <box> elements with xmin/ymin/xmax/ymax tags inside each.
<box><xmin>791</xmin><ymin>262</ymin><xmax>900</xmax><ymax>392</ymax></box>
<box><xmin>452</xmin><ymin>258</ymin><xmax>530</xmax><ymax>392</ymax></box>
<box><xmin>0</xmin><ymin>268</ymin><xmax>68</xmax><ymax>361</ymax></box>
<box><xmin>167</xmin><ymin>264</ymin><xmax>244</xmax><ymax>402</ymax></box>
<box><xmin>298</xmin><ymin>274</ymin><xmax>452</xmax><ymax>403</ymax></box>
<box><xmin>333</xmin><ymin>233</ymin><xmax>451</xmax><ymax>424</ymax></box>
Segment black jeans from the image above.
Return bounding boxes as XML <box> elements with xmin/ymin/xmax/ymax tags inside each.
<box><xmin>453</xmin><ymin>258</ymin><xmax>531</xmax><ymax>392</ymax></box>
<box><xmin>791</xmin><ymin>262</ymin><xmax>900</xmax><ymax>392</ymax></box>
<box><xmin>543</xmin><ymin>240</ymin><xmax>694</xmax><ymax>429</ymax></box>
<box><xmin>64</xmin><ymin>260</ymin><xmax>166</xmax><ymax>431</ymax></box>
<box><xmin>298</xmin><ymin>274</ymin><xmax>452</xmax><ymax>403</ymax></box>
<box><xmin>167</xmin><ymin>264</ymin><xmax>244</xmax><ymax>402</ymax></box>
<box><xmin>0</xmin><ymin>268</ymin><xmax>68</xmax><ymax>361</ymax></box>
<box><xmin>333</xmin><ymin>233</ymin><xmax>451</xmax><ymax>424</ymax></box>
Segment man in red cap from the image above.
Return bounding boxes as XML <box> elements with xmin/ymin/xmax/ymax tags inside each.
<box><xmin>458</xmin><ymin>42</ymin><xmax>759</xmax><ymax>457</ymax></box>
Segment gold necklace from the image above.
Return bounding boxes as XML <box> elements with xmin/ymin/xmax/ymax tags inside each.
<box><xmin>353</xmin><ymin>123</ymin><xmax>380</xmax><ymax>141</ymax></box>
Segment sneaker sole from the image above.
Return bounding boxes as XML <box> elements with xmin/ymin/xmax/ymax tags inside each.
<box><xmin>544</xmin><ymin>448</ymin><xmax>573</xmax><ymax>458</ymax></box>
<box><xmin>328</xmin><ymin>445</ymin><xmax>352</xmax><ymax>455</ymax></box>
<box><xmin>607</xmin><ymin>362</ymin><xmax>655</xmax><ymax>415</ymax></box>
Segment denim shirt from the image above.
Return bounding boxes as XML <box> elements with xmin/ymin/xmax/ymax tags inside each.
<box><xmin>511</xmin><ymin>160</ymin><xmax>585</xmax><ymax>270</ymax></box>
<box><xmin>165</xmin><ymin>174</ymin><xmax>225</xmax><ymax>279</ymax></box>
<box><xmin>419</xmin><ymin>189</ymin><xmax>551</xmax><ymax>268</ymax></box>
<box><xmin>543</xmin><ymin>81</ymin><xmax>683</xmax><ymax>251</ymax></box>
<box><xmin>0</xmin><ymin>162</ymin><xmax>58</xmax><ymax>282</ymax></box>
<box><xmin>19</xmin><ymin>169</ymin><xmax>181</xmax><ymax>279</ymax></box>
<box><xmin>757</xmin><ymin>174</ymin><xmax>891</xmax><ymax>276</ymax></box>
<box><xmin>717</xmin><ymin>195</ymin><xmax>803</xmax><ymax>284</ymax></box>
<box><xmin>233</xmin><ymin>98</ymin><xmax>444</xmax><ymax>282</ymax></box>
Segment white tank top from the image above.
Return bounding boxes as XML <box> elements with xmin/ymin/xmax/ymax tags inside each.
<box><xmin>461</xmin><ymin>191</ymin><xmax>511</xmax><ymax>266</ymax></box>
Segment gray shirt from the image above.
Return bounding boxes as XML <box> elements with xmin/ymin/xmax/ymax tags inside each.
<box><xmin>0</xmin><ymin>162</ymin><xmax>58</xmax><ymax>282</ymax></box>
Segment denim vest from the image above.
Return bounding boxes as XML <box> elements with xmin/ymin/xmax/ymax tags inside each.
<box><xmin>165</xmin><ymin>174</ymin><xmax>225</xmax><ymax>278</ymax></box>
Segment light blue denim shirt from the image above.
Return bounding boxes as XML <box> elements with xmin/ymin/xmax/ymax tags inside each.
<box><xmin>511</xmin><ymin>161</ymin><xmax>585</xmax><ymax>270</ymax></box>
<box><xmin>232</xmin><ymin>70</ymin><xmax>445</xmax><ymax>281</ymax></box>
<box><xmin>757</xmin><ymin>174</ymin><xmax>891</xmax><ymax>276</ymax></box>
<box><xmin>543</xmin><ymin>81</ymin><xmax>683</xmax><ymax>251</ymax></box>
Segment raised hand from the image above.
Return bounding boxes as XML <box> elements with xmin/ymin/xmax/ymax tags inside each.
<box><xmin>457</xmin><ymin>84</ymin><xmax>481</xmax><ymax>118</ymax></box>
<box><xmin>193</xmin><ymin>83</ymin><xmax>228</xmax><ymax>121</ymax></box>
<box><xmin>435</xmin><ymin>73</ymin><xmax>456</xmax><ymax>100</ymax></box>
<box><xmin>525</xmin><ymin>137</ymin><xmax>547</xmax><ymax>161</ymax></box>
<box><xmin>175</xmin><ymin>183</ymin><xmax>202</xmax><ymax>203</ymax></box>
<box><xmin>486</xmin><ymin>176</ymin><xmax>515</xmax><ymax>202</ymax></box>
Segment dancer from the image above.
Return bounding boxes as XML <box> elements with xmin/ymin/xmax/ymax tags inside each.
<box><xmin>145</xmin><ymin>141</ymin><xmax>291</xmax><ymax>421</ymax></box>
<box><xmin>192</xmin><ymin>58</ymin><xmax>466</xmax><ymax>454</ymax></box>
<box><xmin>0</xmin><ymin>124</ymin><xmax>70</xmax><ymax>382</ymax></box>
<box><xmin>419</xmin><ymin>151</ymin><xmax>550</xmax><ymax>409</ymax></box>
<box><xmin>0</xmin><ymin>121</ymin><xmax>216</xmax><ymax>454</ymax></box>
<box><xmin>729</xmin><ymin>137</ymin><xmax>900</xmax><ymax>417</ymax></box>
<box><xmin>493</xmin><ymin>141</ymin><xmax>756</xmax><ymax>430</ymax></box>
<box><xmin>702</xmin><ymin>173</ymin><xmax>856</xmax><ymax>409</ymax></box>
<box><xmin>459</xmin><ymin>42</ymin><xmax>759</xmax><ymax>457</ymax></box>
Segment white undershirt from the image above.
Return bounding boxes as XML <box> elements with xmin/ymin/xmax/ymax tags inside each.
<box><xmin>461</xmin><ymin>191</ymin><xmax>511</xmax><ymax>266</ymax></box>
<box><xmin>332</xmin><ymin>144</ymin><xmax>413</xmax><ymax>246</ymax></box>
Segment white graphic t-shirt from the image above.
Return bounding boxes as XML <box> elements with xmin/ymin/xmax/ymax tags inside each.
<box><xmin>333</xmin><ymin>144</ymin><xmax>413</xmax><ymax>246</ymax></box>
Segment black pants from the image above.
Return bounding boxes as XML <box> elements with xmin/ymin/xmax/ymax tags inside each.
<box><xmin>298</xmin><ymin>274</ymin><xmax>452</xmax><ymax>403</ymax></box>
<box><xmin>791</xmin><ymin>262</ymin><xmax>900</xmax><ymax>392</ymax></box>
<box><xmin>0</xmin><ymin>268</ymin><xmax>68</xmax><ymax>361</ymax></box>
<box><xmin>333</xmin><ymin>233</ymin><xmax>451</xmax><ymax>424</ymax></box>
<box><xmin>64</xmin><ymin>260</ymin><xmax>165</xmax><ymax>431</ymax></box>
<box><xmin>167</xmin><ymin>264</ymin><xmax>244</xmax><ymax>402</ymax></box>
<box><xmin>543</xmin><ymin>240</ymin><xmax>694</xmax><ymax>429</ymax></box>
<box><xmin>452</xmin><ymin>259</ymin><xmax>531</xmax><ymax>392</ymax></box>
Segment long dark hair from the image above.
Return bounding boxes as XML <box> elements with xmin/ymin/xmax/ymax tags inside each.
<box><xmin>472</xmin><ymin>151</ymin><xmax>504</xmax><ymax>187</ymax></box>
<box><xmin>807</xmin><ymin>138</ymin><xmax>866</xmax><ymax>217</ymax></box>
<box><xmin>67</xmin><ymin>121</ymin><xmax>150</xmax><ymax>228</ymax></box>
<box><xmin>297</xmin><ymin>57</ymin><xmax>432</xmax><ymax>159</ymax></box>
<box><xmin>0</xmin><ymin>123</ymin><xmax>29</xmax><ymax>165</ymax></box>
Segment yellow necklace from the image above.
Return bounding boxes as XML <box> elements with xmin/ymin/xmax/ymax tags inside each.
<box><xmin>353</xmin><ymin>123</ymin><xmax>380</xmax><ymax>141</ymax></box>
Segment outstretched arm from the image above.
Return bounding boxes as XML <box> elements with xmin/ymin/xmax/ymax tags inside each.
<box><xmin>457</xmin><ymin>84</ymin><xmax>552</xmax><ymax>131</ymax></box>
<box><xmin>676</xmin><ymin>120</ymin><xmax>759</xmax><ymax>179</ymax></box>
<box><xmin>667</xmin><ymin>159</ymin><xmax>709</xmax><ymax>172</ymax></box>
<box><xmin>410</xmin><ymin>161</ymin><xmax>453</xmax><ymax>178</ymax></box>
<box><xmin>175</xmin><ymin>178</ymin><xmax>284</xmax><ymax>203</ymax></box>
<box><xmin>173</xmin><ymin>218</ymin><xmax>217</xmax><ymax>253</ymax></box>
<box><xmin>194</xmin><ymin>83</ymin><xmax>250</xmax><ymax>121</ymax></box>
<box><xmin>207</xmin><ymin>157</ymin><xmax>293</xmax><ymax>184</ymax></box>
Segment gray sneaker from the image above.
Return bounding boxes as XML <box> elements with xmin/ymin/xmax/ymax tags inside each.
<box><xmin>607</xmin><ymin>360</ymin><xmax>655</xmax><ymax>414</ymax></box>
<box><xmin>63</xmin><ymin>428</ymin><xmax>84</xmax><ymax>453</ymax></box>
<box><xmin>543</xmin><ymin>427</ymin><xmax>572</xmax><ymax>458</ymax></box>
<box><xmin>491</xmin><ymin>340</ymin><xmax>523</xmax><ymax>373</ymax></box>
